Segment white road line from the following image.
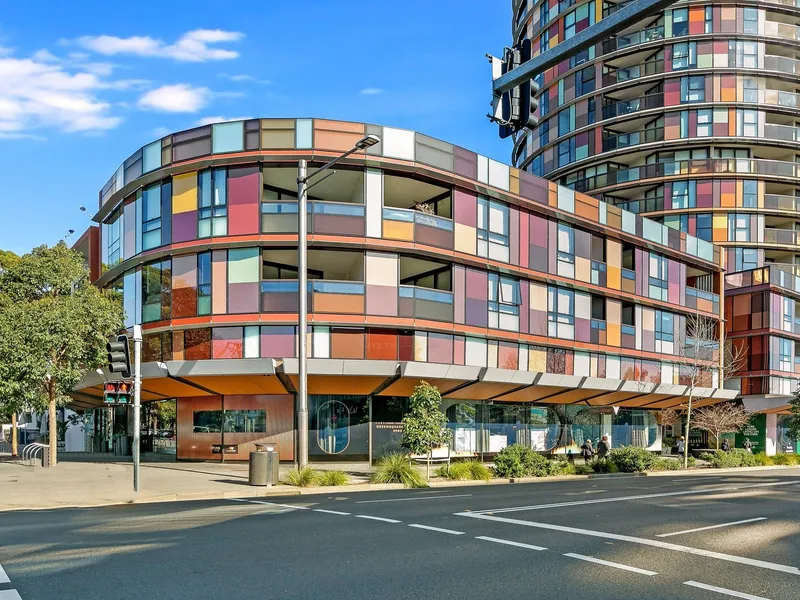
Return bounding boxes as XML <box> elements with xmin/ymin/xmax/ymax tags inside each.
<box><xmin>683</xmin><ymin>581</ymin><xmax>773</xmax><ymax>600</ymax></box>
<box><xmin>408</xmin><ymin>524</ymin><xmax>465</xmax><ymax>535</ymax></box>
<box><xmin>472</xmin><ymin>480</ymin><xmax>799</xmax><ymax>514</ymax></box>
<box><xmin>564</xmin><ymin>553</ymin><xmax>658</xmax><ymax>576</ymax></box>
<box><xmin>356</xmin><ymin>494</ymin><xmax>472</xmax><ymax>504</ymax></box>
<box><xmin>656</xmin><ymin>517</ymin><xmax>767</xmax><ymax>538</ymax></box>
<box><xmin>355</xmin><ymin>515</ymin><xmax>402</xmax><ymax>524</ymax></box>
<box><xmin>0</xmin><ymin>563</ymin><xmax>9</xmax><ymax>584</ymax></box>
<box><xmin>229</xmin><ymin>498</ymin><xmax>311</xmax><ymax>510</ymax></box>
<box><xmin>0</xmin><ymin>590</ymin><xmax>22</xmax><ymax>600</ymax></box>
<box><xmin>475</xmin><ymin>536</ymin><xmax>547</xmax><ymax>551</ymax></box>
<box><xmin>313</xmin><ymin>509</ymin><xmax>351</xmax><ymax>515</ymax></box>
<box><xmin>456</xmin><ymin>512</ymin><xmax>800</xmax><ymax>576</ymax></box>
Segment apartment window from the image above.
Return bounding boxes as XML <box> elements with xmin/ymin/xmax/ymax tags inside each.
<box><xmin>569</xmin><ymin>47</ymin><xmax>593</xmax><ymax>69</ymax></box>
<box><xmin>558</xmin><ymin>138</ymin><xmax>575</xmax><ymax>167</ymax></box>
<box><xmin>743</xmin><ymin>180</ymin><xmax>758</xmax><ymax>208</ymax></box>
<box><xmin>681</xmin><ymin>76</ymin><xmax>705</xmax><ymax>103</ymax></box>
<box><xmin>558</xmin><ymin>106</ymin><xmax>575</xmax><ymax>137</ymax></box>
<box><xmin>696</xmin><ymin>213</ymin><xmax>712</xmax><ymax>242</ymax></box>
<box><xmin>104</xmin><ymin>207</ymin><xmax>122</xmax><ymax>267</ymax></box>
<box><xmin>477</xmin><ymin>196</ymin><xmax>510</xmax><ymax>262</ymax></box>
<box><xmin>672</xmin><ymin>42</ymin><xmax>696</xmax><ymax>70</ymax></box>
<box><xmin>141</xmin><ymin>184</ymin><xmax>162</xmax><ymax>251</ymax></box>
<box><xmin>591</xmin><ymin>295</ymin><xmax>605</xmax><ymax>321</ymax></box>
<box><xmin>142</xmin><ymin>260</ymin><xmax>170</xmax><ymax>323</ymax></box>
<box><xmin>621</xmin><ymin>301</ymin><xmax>636</xmax><ymax>336</ymax></box>
<box><xmin>488</xmin><ymin>273</ymin><xmax>521</xmax><ymax>330</ymax></box>
<box><xmin>548</xmin><ymin>287</ymin><xmax>575</xmax><ymax>339</ymax></box>
<box><xmin>540</xmin><ymin>92</ymin><xmax>549</xmax><ymax>118</ymax></box>
<box><xmin>728</xmin><ymin>213</ymin><xmax>751</xmax><ymax>242</ymax></box>
<box><xmin>655</xmin><ymin>310</ymin><xmax>674</xmax><ymax>343</ymax></box>
<box><xmin>577</xmin><ymin>66</ymin><xmax>595</xmax><ymax>96</ymax></box>
<box><xmin>672</xmin><ymin>8</ymin><xmax>689</xmax><ymax>36</ymax></box>
<box><xmin>540</xmin><ymin>3</ymin><xmax>550</xmax><ymax>27</ymax></box>
<box><xmin>783</xmin><ymin>297</ymin><xmax>793</xmax><ymax>331</ymax></box>
<box><xmin>730</xmin><ymin>41</ymin><xmax>758</xmax><ymax>69</ymax></box>
<box><xmin>697</xmin><ymin>109</ymin><xmax>712</xmax><ymax>137</ymax></box>
<box><xmin>649</xmin><ymin>253</ymin><xmax>668</xmax><ymax>301</ymax></box>
<box><xmin>664</xmin><ymin>214</ymin><xmax>688</xmax><ymax>233</ymax></box>
<box><xmin>704</xmin><ymin>6</ymin><xmax>713</xmax><ymax>33</ymax></box>
<box><xmin>557</xmin><ymin>222</ymin><xmax>575</xmax><ymax>265</ymax></box>
<box><xmin>734</xmin><ymin>248</ymin><xmax>759</xmax><ymax>271</ymax></box>
<box><xmin>743</xmin><ymin>7</ymin><xmax>758</xmax><ymax>34</ymax></box>
<box><xmin>780</xmin><ymin>338</ymin><xmax>792</xmax><ymax>371</ymax></box>
<box><xmin>672</xmin><ymin>180</ymin><xmax>695</xmax><ymax>209</ymax></box>
<box><xmin>743</xmin><ymin>78</ymin><xmax>759</xmax><ymax>103</ymax></box>
<box><xmin>738</xmin><ymin>109</ymin><xmax>758</xmax><ymax>137</ymax></box>
<box><xmin>539</xmin><ymin>119</ymin><xmax>550</xmax><ymax>146</ymax></box>
<box><xmin>198</xmin><ymin>251</ymin><xmax>212</xmax><ymax>316</ymax></box>
<box><xmin>565</xmin><ymin>9</ymin><xmax>577</xmax><ymax>39</ymax></box>
<box><xmin>198</xmin><ymin>168</ymin><xmax>228</xmax><ymax>238</ymax></box>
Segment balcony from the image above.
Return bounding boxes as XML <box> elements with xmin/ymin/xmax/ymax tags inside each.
<box><xmin>398</xmin><ymin>286</ymin><xmax>454</xmax><ymax>322</ymax></box>
<box><xmin>612</xmin><ymin>196</ymin><xmax>665</xmax><ymax>214</ymax></box>
<box><xmin>261</xmin><ymin>200</ymin><xmax>365</xmax><ymax>236</ymax></box>
<box><xmin>601</xmin><ymin>93</ymin><xmax>664</xmax><ymax>121</ymax></box>
<box><xmin>590</xmin><ymin>318</ymin><xmax>607</xmax><ymax>345</ymax></box>
<box><xmin>622</xmin><ymin>268</ymin><xmax>636</xmax><ymax>294</ymax></box>
<box><xmin>686</xmin><ymin>287</ymin><xmax>720</xmax><ymax>315</ymax></box>
<box><xmin>764</xmin><ymin>194</ymin><xmax>800</xmax><ymax>212</ymax></box>
<box><xmin>602</xmin><ymin>58</ymin><xmax>664</xmax><ymax>86</ymax></box>
<box><xmin>765</xmin><ymin>20</ymin><xmax>800</xmax><ymax>43</ymax></box>
<box><xmin>260</xmin><ymin>280</ymin><xmax>366</xmax><ymax>314</ymax></box>
<box><xmin>743</xmin><ymin>88</ymin><xmax>800</xmax><ymax>109</ymax></box>
<box><xmin>764</xmin><ymin>227</ymin><xmax>800</xmax><ymax>247</ymax></box>
<box><xmin>382</xmin><ymin>207</ymin><xmax>454</xmax><ymax>249</ymax></box>
<box><xmin>602</xmin><ymin>127</ymin><xmax>664</xmax><ymax>152</ymax></box>
<box><xmin>602</xmin><ymin>25</ymin><xmax>665</xmax><ymax>55</ymax></box>
<box><xmin>764</xmin><ymin>54</ymin><xmax>800</xmax><ymax>76</ymax></box>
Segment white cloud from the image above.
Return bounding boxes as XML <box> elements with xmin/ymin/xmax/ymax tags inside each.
<box><xmin>0</xmin><ymin>51</ymin><xmax>123</xmax><ymax>135</ymax></box>
<box><xmin>221</xmin><ymin>73</ymin><xmax>270</xmax><ymax>84</ymax></box>
<box><xmin>360</xmin><ymin>88</ymin><xmax>383</xmax><ymax>95</ymax></box>
<box><xmin>74</xmin><ymin>29</ymin><xmax>244</xmax><ymax>62</ymax></box>
<box><xmin>196</xmin><ymin>115</ymin><xmax>252</xmax><ymax>126</ymax></box>
<box><xmin>32</xmin><ymin>49</ymin><xmax>59</xmax><ymax>62</ymax></box>
<box><xmin>138</xmin><ymin>84</ymin><xmax>210</xmax><ymax>112</ymax></box>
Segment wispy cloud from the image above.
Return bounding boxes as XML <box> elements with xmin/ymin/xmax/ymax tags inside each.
<box><xmin>138</xmin><ymin>84</ymin><xmax>210</xmax><ymax>112</ymax></box>
<box><xmin>360</xmin><ymin>88</ymin><xmax>383</xmax><ymax>95</ymax></box>
<box><xmin>220</xmin><ymin>73</ymin><xmax>270</xmax><ymax>84</ymax></box>
<box><xmin>151</xmin><ymin>126</ymin><xmax>172</xmax><ymax>138</ymax></box>
<box><xmin>72</xmin><ymin>29</ymin><xmax>244</xmax><ymax>62</ymax></box>
<box><xmin>196</xmin><ymin>115</ymin><xmax>252</xmax><ymax>126</ymax></box>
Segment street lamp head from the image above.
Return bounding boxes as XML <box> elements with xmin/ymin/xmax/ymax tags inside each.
<box><xmin>354</xmin><ymin>134</ymin><xmax>380</xmax><ymax>150</ymax></box>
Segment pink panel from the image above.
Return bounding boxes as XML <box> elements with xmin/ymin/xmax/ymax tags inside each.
<box><xmin>453</xmin><ymin>188</ymin><xmax>477</xmax><ymax>227</ymax></box>
<box><xmin>212</xmin><ymin>327</ymin><xmax>243</xmax><ymax>359</ymax></box>
<box><xmin>453</xmin><ymin>335</ymin><xmax>465</xmax><ymax>365</ymax></box>
<box><xmin>519</xmin><ymin>211</ymin><xmax>529</xmax><ymax>269</ymax></box>
<box><xmin>510</xmin><ymin>205</ymin><xmax>520</xmax><ymax>266</ymax></box>
<box><xmin>454</xmin><ymin>266</ymin><xmax>466</xmax><ymax>324</ymax></box>
<box><xmin>428</xmin><ymin>333</ymin><xmax>454</xmax><ymax>364</ymax></box>
<box><xmin>227</xmin><ymin>166</ymin><xmax>260</xmax><ymax>236</ymax></box>
<box><xmin>212</xmin><ymin>249</ymin><xmax>227</xmax><ymax>314</ymax></box>
<box><xmin>520</xmin><ymin>279</ymin><xmax>529</xmax><ymax>334</ymax></box>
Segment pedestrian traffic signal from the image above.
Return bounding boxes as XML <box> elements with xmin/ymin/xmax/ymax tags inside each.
<box><xmin>103</xmin><ymin>381</ymin><xmax>133</xmax><ymax>404</ymax></box>
<box><xmin>106</xmin><ymin>334</ymin><xmax>131</xmax><ymax>378</ymax></box>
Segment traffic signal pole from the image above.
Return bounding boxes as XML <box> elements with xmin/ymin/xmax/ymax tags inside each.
<box><xmin>132</xmin><ymin>325</ymin><xmax>142</xmax><ymax>493</ymax></box>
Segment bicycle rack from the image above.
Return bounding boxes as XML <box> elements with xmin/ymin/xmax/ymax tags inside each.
<box><xmin>21</xmin><ymin>443</ymin><xmax>50</xmax><ymax>467</ymax></box>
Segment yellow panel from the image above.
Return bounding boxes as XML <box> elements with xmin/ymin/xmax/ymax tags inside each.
<box><xmin>383</xmin><ymin>220</ymin><xmax>414</xmax><ymax>241</ymax></box>
<box><xmin>172</xmin><ymin>172</ymin><xmax>198</xmax><ymax>214</ymax></box>
<box><xmin>528</xmin><ymin>347</ymin><xmax>547</xmax><ymax>371</ymax></box>
<box><xmin>712</xmin><ymin>214</ymin><xmax>728</xmax><ymax>241</ymax></box>
<box><xmin>575</xmin><ymin>257</ymin><xmax>591</xmax><ymax>283</ymax></box>
<box><xmin>454</xmin><ymin>223</ymin><xmax>477</xmax><ymax>255</ymax></box>
<box><xmin>509</xmin><ymin>168</ymin><xmax>520</xmax><ymax>195</ymax></box>
<box><xmin>607</xmin><ymin>266</ymin><xmax>621</xmax><ymax>290</ymax></box>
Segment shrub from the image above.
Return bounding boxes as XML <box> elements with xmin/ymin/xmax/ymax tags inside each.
<box><xmin>465</xmin><ymin>460</ymin><xmax>493</xmax><ymax>481</ymax></box>
<box><xmin>574</xmin><ymin>464</ymin><xmax>594</xmax><ymax>475</ymax></box>
<box><xmin>591</xmin><ymin>459</ymin><xmax>619</xmax><ymax>474</ymax></box>
<box><xmin>284</xmin><ymin>466</ymin><xmax>318</xmax><ymax>487</ymax></box>
<box><xmin>444</xmin><ymin>460</ymin><xmax>493</xmax><ymax>481</ymax></box>
<box><xmin>548</xmin><ymin>456</ymin><xmax>576</xmax><ymax>476</ymax></box>
<box><xmin>772</xmin><ymin>453</ymin><xmax>800</xmax><ymax>466</ymax></box>
<box><xmin>493</xmin><ymin>444</ymin><xmax>551</xmax><ymax>478</ymax></box>
<box><xmin>650</xmin><ymin>458</ymin><xmax>680</xmax><ymax>471</ymax></box>
<box><xmin>371</xmin><ymin>453</ymin><xmax>427</xmax><ymax>488</ymax></box>
<box><xmin>607</xmin><ymin>446</ymin><xmax>657</xmax><ymax>472</ymax></box>
<box><xmin>753</xmin><ymin>452</ymin><xmax>774</xmax><ymax>466</ymax></box>
<box><xmin>316</xmin><ymin>470</ymin><xmax>350</xmax><ymax>486</ymax></box>
<box><xmin>434</xmin><ymin>465</ymin><xmax>451</xmax><ymax>478</ymax></box>
<box><xmin>703</xmin><ymin>448</ymin><xmax>759</xmax><ymax>468</ymax></box>
<box><xmin>687</xmin><ymin>455</ymin><xmax>697</xmax><ymax>468</ymax></box>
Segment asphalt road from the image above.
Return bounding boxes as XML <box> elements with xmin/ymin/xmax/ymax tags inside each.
<box><xmin>1</xmin><ymin>469</ymin><xmax>799</xmax><ymax>600</ymax></box>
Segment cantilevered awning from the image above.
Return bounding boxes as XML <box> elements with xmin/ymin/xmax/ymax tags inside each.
<box><xmin>742</xmin><ymin>395</ymin><xmax>793</xmax><ymax>415</ymax></box>
<box><xmin>72</xmin><ymin>359</ymin><xmax>738</xmax><ymax>409</ymax></box>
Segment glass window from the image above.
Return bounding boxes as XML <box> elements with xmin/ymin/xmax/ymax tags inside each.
<box><xmin>738</xmin><ymin>109</ymin><xmax>758</xmax><ymax>137</ymax></box>
<box><xmin>558</xmin><ymin>107</ymin><xmax>574</xmax><ymax>137</ymax></box>
<box><xmin>655</xmin><ymin>310</ymin><xmax>674</xmax><ymax>342</ymax></box>
<box><xmin>696</xmin><ymin>213</ymin><xmax>712</xmax><ymax>241</ymax></box>
<box><xmin>477</xmin><ymin>196</ymin><xmax>510</xmax><ymax>262</ymax></box>
<box><xmin>743</xmin><ymin>180</ymin><xmax>758</xmax><ymax>208</ymax></box>
<box><xmin>743</xmin><ymin>7</ymin><xmax>758</xmax><ymax>34</ymax></box>
<box><xmin>104</xmin><ymin>207</ymin><xmax>123</xmax><ymax>267</ymax></box>
<box><xmin>199</xmin><ymin>168</ymin><xmax>228</xmax><ymax>238</ymax></box>
<box><xmin>697</xmin><ymin>109</ymin><xmax>712</xmax><ymax>137</ymax></box>
<box><xmin>142</xmin><ymin>183</ymin><xmax>162</xmax><ymax>251</ymax></box>
<box><xmin>779</xmin><ymin>338</ymin><xmax>792</xmax><ymax>370</ymax></box>
<box><xmin>192</xmin><ymin>410</ymin><xmax>266</xmax><ymax>433</ymax></box>
<box><xmin>142</xmin><ymin>260</ymin><xmax>170</xmax><ymax>323</ymax></box>
<box><xmin>557</xmin><ymin>222</ymin><xmax>575</xmax><ymax>264</ymax></box>
<box><xmin>704</xmin><ymin>6</ymin><xmax>713</xmax><ymax>33</ymax></box>
<box><xmin>734</xmin><ymin>248</ymin><xmax>759</xmax><ymax>271</ymax></box>
<box><xmin>729</xmin><ymin>213</ymin><xmax>751</xmax><ymax>242</ymax></box>
<box><xmin>672</xmin><ymin>8</ymin><xmax>689</xmax><ymax>36</ymax></box>
<box><xmin>198</xmin><ymin>251</ymin><xmax>212</xmax><ymax>316</ymax></box>
<box><xmin>672</xmin><ymin>180</ymin><xmax>695</xmax><ymax>209</ymax></box>
<box><xmin>664</xmin><ymin>214</ymin><xmax>688</xmax><ymax>233</ymax></box>
<box><xmin>672</xmin><ymin>42</ymin><xmax>695</xmax><ymax>70</ymax></box>
<box><xmin>681</xmin><ymin>76</ymin><xmax>705</xmax><ymax>103</ymax></box>
<box><xmin>565</xmin><ymin>9</ymin><xmax>576</xmax><ymax>39</ymax></box>
<box><xmin>558</xmin><ymin>138</ymin><xmax>575</xmax><ymax>167</ymax></box>
<box><xmin>540</xmin><ymin>92</ymin><xmax>549</xmax><ymax>118</ymax></box>
<box><xmin>311</xmin><ymin>395</ymin><xmax>369</xmax><ymax>458</ymax></box>
<box><xmin>649</xmin><ymin>253</ymin><xmax>668</xmax><ymax>301</ymax></box>
<box><xmin>488</xmin><ymin>273</ymin><xmax>521</xmax><ymax>331</ymax></box>
<box><xmin>548</xmin><ymin>286</ymin><xmax>575</xmax><ymax>339</ymax></box>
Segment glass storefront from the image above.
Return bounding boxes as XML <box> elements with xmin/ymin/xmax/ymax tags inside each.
<box><xmin>309</xmin><ymin>395</ymin><xmax>369</xmax><ymax>461</ymax></box>
<box><xmin>777</xmin><ymin>414</ymin><xmax>798</xmax><ymax>454</ymax></box>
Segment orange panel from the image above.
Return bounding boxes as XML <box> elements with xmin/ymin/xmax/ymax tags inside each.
<box><xmin>377</xmin><ymin>377</ymin><xmax>469</xmax><ymax>396</ymax></box>
<box><xmin>383</xmin><ymin>220</ymin><xmax>414</xmax><ymax>241</ymax></box>
<box><xmin>142</xmin><ymin>377</ymin><xmax>215</xmax><ymax>398</ymax></box>
<box><xmin>287</xmin><ymin>375</ymin><xmax>388</xmax><ymax>395</ymax></box>
<box><xmin>182</xmin><ymin>375</ymin><xmax>288</xmax><ymax>395</ymax></box>
<box><xmin>445</xmin><ymin>381</ymin><xmax>526</xmax><ymax>400</ymax></box>
<box><xmin>313</xmin><ymin>293</ymin><xmax>365</xmax><ymax>314</ymax></box>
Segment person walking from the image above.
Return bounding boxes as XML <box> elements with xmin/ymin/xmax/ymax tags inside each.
<box><xmin>743</xmin><ymin>438</ymin><xmax>753</xmax><ymax>453</ymax></box>
<box><xmin>721</xmin><ymin>438</ymin><xmax>731</xmax><ymax>452</ymax></box>
<box><xmin>597</xmin><ymin>435</ymin><xmax>611</xmax><ymax>459</ymax></box>
<box><xmin>676</xmin><ymin>436</ymin><xmax>685</xmax><ymax>456</ymax></box>
<box><xmin>580</xmin><ymin>438</ymin><xmax>594</xmax><ymax>463</ymax></box>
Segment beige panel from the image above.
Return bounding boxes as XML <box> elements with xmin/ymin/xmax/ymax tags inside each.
<box><xmin>454</xmin><ymin>223</ymin><xmax>477</xmax><ymax>255</ymax></box>
<box><xmin>366</xmin><ymin>252</ymin><xmax>398</xmax><ymax>287</ymax></box>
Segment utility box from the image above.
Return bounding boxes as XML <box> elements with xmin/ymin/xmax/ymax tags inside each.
<box><xmin>249</xmin><ymin>443</ymin><xmax>279</xmax><ymax>486</ymax></box>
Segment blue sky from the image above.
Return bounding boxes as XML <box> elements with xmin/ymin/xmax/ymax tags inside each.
<box><xmin>0</xmin><ymin>0</ymin><xmax>511</xmax><ymax>255</ymax></box>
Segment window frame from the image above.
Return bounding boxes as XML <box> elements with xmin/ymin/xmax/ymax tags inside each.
<box><xmin>198</xmin><ymin>167</ymin><xmax>229</xmax><ymax>238</ymax></box>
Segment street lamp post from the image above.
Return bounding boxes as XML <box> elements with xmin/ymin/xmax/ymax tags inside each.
<box><xmin>296</xmin><ymin>134</ymin><xmax>380</xmax><ymax>468</ymax></box>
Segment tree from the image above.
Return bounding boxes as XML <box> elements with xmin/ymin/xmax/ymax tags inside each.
<box><xmin>0</xmin><ymin>243</ymin><xmax>122</xmax><ymax>466</ymax></box>
<box><xmin>691</xmin><ymin>402</ymin><xmax>752</xmax><ymax>450</ymax></box>
<box><xmin>786</xmin><ymin>391</ymin><xmax>800</xmax><ymax>444</ymax></box>
<box><xmin>674</xmin><ymin>313</ymin><xmax>747</xmax><ymax>468</ymax></box>
<box><xmin>401</xmin><ymin>381</ymin><xmax>452</xmax><ymax>480</ymax></box>
<box><xmin>660</xmin><ymin>408</ymin><xmax>683</xmax><ymax>430</ymax></box>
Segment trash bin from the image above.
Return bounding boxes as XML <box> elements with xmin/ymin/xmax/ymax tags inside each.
<box><xmin>249</xmin><ymin>443</ymin><xmax>279</xmax><ymax>486</ymax></box>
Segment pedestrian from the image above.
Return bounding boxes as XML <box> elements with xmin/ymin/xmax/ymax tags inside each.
<box><xmin>597</xmin><ymin>435</ymin><xmax>610</xmax><ymax>459</ymax></box>
<box><xmin>580</xmin><ymin>438</ymin><xmax>594</xmax><ymax>463</ymax></box>
<box><xmin>743</xmin><ymin>438</ymin><xmax>753</xmax><ymax>453</ymax></box>
<box><xmin>721</xmin><ymin>438</ymin><xmax>731</xmax><ymax>452</ymax></box>
<box><xmin>676</xmin><ymin>436</ymin><xmax>685</xmax><ymax>456</ymax></box>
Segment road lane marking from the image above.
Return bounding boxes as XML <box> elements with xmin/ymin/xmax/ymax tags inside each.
<box><xmin>475</xmin><ymin>536</ymin><xmax>547</xmax><ymax>551</ymax></box>
<box><xmin>656</xmin><ymin>517</ymin><xmax>767</xmax><ymax>538</ymax></box>
<box><xmin>0</xmin><ymin>563</ymin><xmax>9</xmax><ymax>584</ymax></box>
<box><xmin>408</xmin><ymin>524</ymin><xmax>465</xmax><ymax>535</ymax></box>
<box><xmin>356</xmin><ymin>494</ymin><xmax>472</xmax><ymax>504</ymax></box>
<box><xmin>456</xmin><ymin>512</ymin><xmax>800</xmax><ymax>575</ymax></box>
<box><xmin>0</xmin><ymin>591</ymin><xmax>22</xmax><ymax>600</ymax></box>
<box><xmin>313</xmin><ymin>509</ymin><xmax>351</xmax><ymax>515</ymax></box>
<box><xmin>355</xmin><ymin>515</ymin><xmax>401</xmax><ymax>524</ymax></box>
<box><xmin>471</xmin><ymin>480</ymin><xmax>799</xmax><ymax>514</ymax></box>
<box><xmin>229</xmin><ymin>498</ymin><xmax>310</xmax><ymax>510</ymax></box>
<box><xmin>683</xmin><ymin>581</ymin><xmax>773</xmax><ymax>599</ymax></box>
<box><xmin>564</xmin><ymin>553</ymin><xmax>658</xmax><ymax>576</ymax></box>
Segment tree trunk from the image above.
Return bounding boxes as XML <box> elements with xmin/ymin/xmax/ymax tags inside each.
<box><xmin>683</xmin><ymin>395</ymin><xmax>693</xmax><ymax>469</ymax></box>
<box><xmin>715</xmin><ymin>434</ymin><xmax>720</xmax><ymax>450</ymax></box>
<box><xmin>11</xmin><ymin>412</ymin><xmax>18</xmax><ymax>457</ymax></box>
<box><xmin>48</xmin><ymin>380</ymin><xmax>57</xmax><ymax>467</ymax></box>
<box><xmin>426</xmin><ymin>450</ymin><xmax>431</xmax><ymax>480</ymax></box>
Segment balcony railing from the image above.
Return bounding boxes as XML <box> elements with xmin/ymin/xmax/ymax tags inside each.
<box><xmin>612</xmin><ymin>196</ymin><xmax>664</xmax><ymax>214</ymax></box>
<box><xmin>260</xmin><ymin>279</ymin><xmax>366</xmax><ymax>314</ymax></box>
<box><xmin>602</xmin><ymin>25</ymin><xmax>665</xmax><ymax>54</ymax></box>
<box><xmin>398</xmin><ymin>285</ymin><xmax>454</xmax><ymax>322</ymax></box>
<box><xmin>743</xmin><ymin>88</ymin><xmax>800</xmax><ymax>109</ymax></box>
<box><xmin>260</xmin><ymin>200</ymin><xmax>365</xmax><ymax>236</ymax></box>
<box><xmin>764</xmin><ymin>20</ymin><xmax>800</xmax><ymax>43</ymax></box>
<box><xmin>686</xmin><ymin>287</ymin><xmax>720</xmax><ymax>314</ymax></box>
<box><xmin>601</xmin><ymin>93</ymin><xmax>664</xmax><ymax>120</ymax></box>
<box><xmin>764</xmin><ymin>227</ymin><xmax>800</xmax><ymax>247</ymax></box>
<box><xmin>764</xmin><ymin>54</ymin><xmax>800</xmax><ymax>76</ymax></box>
<box><xmin>602</xmin><ymin>127</ymin><xmax>664</xmax><ymax>152</ymax></box>
<box><xmin>382</xmin><ymin>207</ymin><xmax>454</xmax><ymax>249</ymax></box>
<box><xmin>764</xmin><ymin>194</ymin><xmax>800</xmax><ymax>212</ymax></box>
<box><xmin>602</xmin><ymin>58</ymin><xmax>663</xmax><ymax>86</ymax></box>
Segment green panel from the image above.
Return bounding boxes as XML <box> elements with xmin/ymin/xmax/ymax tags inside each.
<box><xmin>736</xmin><ymin>413</ymin><xmax>767</xmax><ymax>453</ymax></box>
<box><xmin>212</xmin><ymin>122</ymin><xmax>244</xmax><ymax>154</ymax></box>
<box><xmin>228</xmin><ymin>247</ymin><xmax>260</xmax><ymax>283</ymax></box>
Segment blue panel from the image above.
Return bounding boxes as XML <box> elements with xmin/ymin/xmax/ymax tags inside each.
<box><xmin>296</xmin><ymin>119</ymin><xmax>313</xmax><ymax>148</ymax></box>
<box><xmin>143</xmin><ymin>141</ymin><xmax>162</xmax><ymax>173</ymax></box>
<box><xmin>212</xmin><ymin>122</ymin><xmax>244</xmax><ymax>153</ymax></box>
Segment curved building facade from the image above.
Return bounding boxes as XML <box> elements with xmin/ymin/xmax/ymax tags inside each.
<box><xmin>513</xmin><ymin>0</ymin><xmax>800</xmax><ymax>272</ymax></box>
<box><xmin>75</xmin><ymin>118</ymin><xmax>732</xmax><ymax>462</ymax></box>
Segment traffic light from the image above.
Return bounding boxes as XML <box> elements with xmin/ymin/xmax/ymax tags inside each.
<box><xmin>490</xmin><ymin>39</ymin><xmax>540</xmax><ymax>137</ymax></box>
<box><xmin>103</xmin><ymin>381</ymin><xmax>133</xmax><ymax>404</ymax></box>
<box><xmin>106</xmin><ymin>334</ymin><xmax>131</xmax><ymax>378</ymax></box>
<box><xmin>517</xmin><ymin>38</ymin><xmax>540</xmax><ymax>130</ymax></box>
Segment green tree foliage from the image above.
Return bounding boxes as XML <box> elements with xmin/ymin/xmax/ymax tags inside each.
<box><xmin>401</xmin><ymin>381</ymin><xmax>451</xmax><ymax>479</ymax></box>
<box><xmin>0</xmin><ymin>242</ymin><xmax>122</xmax><ymax>465</ymax></box>
<box><xmin>788</xmin><ymin>391</ymin><xmax>800</xmax><ymax>444</ymax></box>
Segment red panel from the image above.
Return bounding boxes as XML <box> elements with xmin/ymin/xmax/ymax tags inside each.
<box><xmin>227</xmin><ymin>165</ymin><xmax>260</xmax><ymax>235</ymax></box>
<box><xmin>367</xmin><ymin>329</ymin><xmax>398</xmax><ymax>360</ymax></box>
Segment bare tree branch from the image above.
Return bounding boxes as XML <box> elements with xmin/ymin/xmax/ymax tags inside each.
<box><xmin>691</xmin><ymin>403</ymin><xmax>751</xmax><ymax>450</ymax></box>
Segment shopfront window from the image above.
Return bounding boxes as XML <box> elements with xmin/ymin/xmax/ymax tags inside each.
<box><xmin>192</xmin><ymin>410</ymin><xmax>266</xmax><ymax>433</ymax></box>
<box><xmin>310</xmin><ymin>395</ymin><xmax>369</xmax><ymax>460</ymax></box>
